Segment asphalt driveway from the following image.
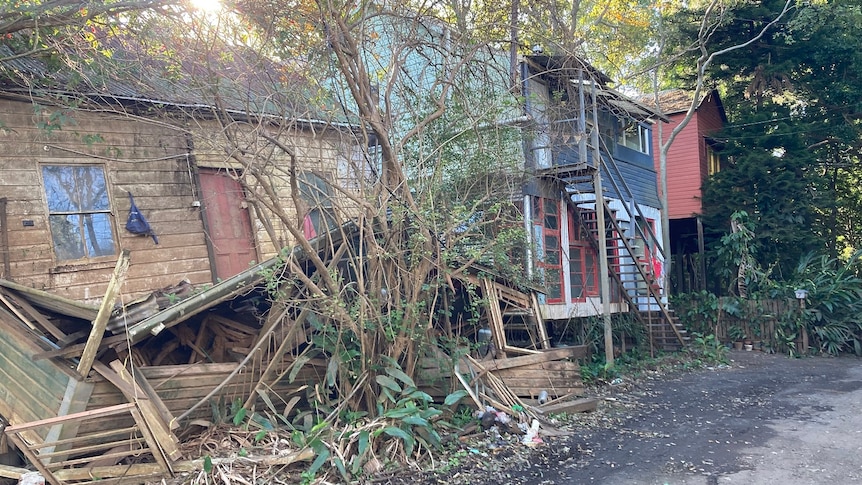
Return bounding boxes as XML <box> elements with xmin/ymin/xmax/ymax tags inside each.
<box><xmin>383</xmin><ymin>351</ymin><xmax>862</xmax><ymax>485</ymax></box>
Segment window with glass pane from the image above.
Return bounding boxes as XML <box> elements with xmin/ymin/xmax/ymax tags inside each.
<box><xmin>42</xmin><ymin>165</ymin><xmax>116</xmax><ymax>261</ymax></box>
<box><xmin>618</xmin><ymin>120</ymin><xmax>649</xmax><ymax>154</ymax></box>
<box><xmin>543</xmin><ymin>198</ymin><xmax>558</xmax><ymax>229</ymax></box>
<box><xmin>707</xmin><ymin>145</ymin><xmax>721</xmax><ymax>175</ymax></box>
<box><xmin>534</xmin><ymin>197</ymin><xmax>563</xmax><ymax>303</ymax></box>
<box><xmin>569</xmin><ymin>247</ymin><xmax>585</xmax><ymax>299</ymax></box>
<box><xmin>567</xmin><ymin>205</ymin><xmax>600</xmax><ymax>301</ymax></box>
<box><xmin>298</xmin><ymin>171</ymin><xmax>337</xmax><ymax>238</ymax></box>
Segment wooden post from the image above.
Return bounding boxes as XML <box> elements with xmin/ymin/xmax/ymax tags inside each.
<box><xmin>0</xmin><ymin>198</ymin><xmax>9</xmax><ymax>280</ymax></box>
<box><xmin>697</xmin><ymin>217</ymin><xmax>706</xmax><ymax>291</ymax></box>
<box><xmin>800</xmin><ymin>298</ymin><xmax>809</xmax><ymax>353</ymax></box>
<box><xmin>77</xmin><ymin>250</ymin><xmax>131</xmax><ymax>377</ymax></box>
<box><xmin>589</xmin><ymin>81</ymin><xmax>614</xmax><ymax>368</ymax></box>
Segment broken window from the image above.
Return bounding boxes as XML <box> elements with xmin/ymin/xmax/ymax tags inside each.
<box><xmin>42</xmin><ymin>165</ymin><xmax>116</xmax><ymax>261</ymax></box>
<box><xmin>298</xmin><ymin>171</ymin><xmax>336</xmax><ymax>239</ymax></box>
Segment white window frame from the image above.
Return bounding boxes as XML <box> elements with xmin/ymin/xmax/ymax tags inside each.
<box><xmin>618</xmin><ymin>120</ymin><xmax>650</xmax><ymax>154</ymax></box>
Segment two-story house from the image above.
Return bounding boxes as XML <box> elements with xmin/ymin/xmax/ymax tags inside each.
<box><xmin>340</xmin><ymin>13</ymin><xmax>685</xmax><ymax>349</ymax></box>
<box><xmin>519</xmin><ymin>56</ymin><xmax>684</xmax><ymax>349</ymax></box>
<box><xmin>644</xmin><ymin>89</ymin><xmax>727</xmax><ymax>293</ymax></box>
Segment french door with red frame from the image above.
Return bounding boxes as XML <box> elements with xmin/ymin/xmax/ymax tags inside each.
<box><xmin>533</xmin><ymin>197</ymin><xmax>563</xmax><ymax>303</ymax></box>
<box><xmin>567</xmin><ymin>205</ymin><xmax>599</xmax><ymax>302</ymax></box>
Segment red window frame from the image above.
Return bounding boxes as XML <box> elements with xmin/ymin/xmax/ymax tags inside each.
<box><xmin>567</xmin><ymin>206</ymin><xmax>599</xmax><ymax>301</ymax></box>
<box><xmin>534</xmin><ymin>197</ymin><xmax>563</xmax><ymax>303</ymax></box>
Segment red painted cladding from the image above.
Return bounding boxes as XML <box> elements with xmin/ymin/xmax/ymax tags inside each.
<box><xmin>653</xmin><ymin>93</ymin><xmax>725</xmax><ymax>220</ymax></box>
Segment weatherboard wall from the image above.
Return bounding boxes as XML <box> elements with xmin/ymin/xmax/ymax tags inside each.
<box><xmin>0</xmin><ymin>309</ymin><xmax>93</xmax><ymax>443</ymax></box>
<box><xmin>653</xmin><ymin>93</ymin><xmax>725</xmax><ymax>220</ymax></box>
<box><xmin>0</xmin><ymin>97</ymin><xmax>212</xmax><ymax>303</ymax></box>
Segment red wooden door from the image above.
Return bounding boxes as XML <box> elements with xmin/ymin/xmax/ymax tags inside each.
<box><xmin>198</xmin><ymin>170</ymin><xmax>257</xmax><ymax>280</ymax></box>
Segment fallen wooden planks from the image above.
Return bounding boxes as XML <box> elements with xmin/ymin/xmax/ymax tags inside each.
<box><xmin>103</xmin><ymin>361</ymin><xmax>181</xmax><ymax>460</ymax></box>
<box><xmin>536</xmin><ymin>397</ymin><xmax>599</xmax><ymax>414</ymax></box>
<box><xmin>5</xmin><ymin>402</ymin><xmax>171</xmax><ymax>485</ymax></box>
<box><xmin>464</xmin><ymin>347</ymin><xmax>589</xmax><ymax>400</ymax></box>
<box><xmin>481</xmin><ymin>346</ymin><xmax>590</xmax><ymax>372</ymax></box>
<box><xmin>50</xmin><ymin>448</ymin><xmax>315</xmax><ymax>482</ymax></box>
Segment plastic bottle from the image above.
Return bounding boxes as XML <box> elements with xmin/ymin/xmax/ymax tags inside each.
<box><xmin>538</xmin><ymin>390</ymin><xmax>549</xmax><ymax>404</ymax></box>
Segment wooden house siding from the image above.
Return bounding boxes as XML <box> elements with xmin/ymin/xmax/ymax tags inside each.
<box><xmin>560</xmin><ymin>149</ymin><xmax>661</xmax><ymax>209</ymax></box>
<box><xmin>0</xmin><ymin>97</ymin><xmax>213</xmax><ymax>302</ymax></box>
<box><xmin>1</xmin><ymin>97</ymin><xmax>361</xmax><ymax>304</ymax></box>
<box><xmin>0</xmin><ymin>310</ymin><xmax>93</xmax><ymax>443</ymax></box>
<box><xmin>604</xmin><ymin>156</ymin><xmax>661</xmax><ymax>209</ymax></box>
<box><xmin>655</xmin><ymin>112</ymin><xmax>705</xmax><ymax>219</ymax></box>
<box><xmin>653</xmin><ymin>92</ymin><xmax>726</xmax><ymax>220</ymax></box>
<box><xmin>191</xmin><ymin>123</ymin><xmax>357</xmax><ymax>261</ymax></box>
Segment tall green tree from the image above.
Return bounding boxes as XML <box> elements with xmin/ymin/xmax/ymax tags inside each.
<box><xmin>697</xmin><ymin>0</ymin><xmax>862</xmax><ymax>277</ymax></box>
<box><xmin>0</xmin><ymin>0</ymin><xmax>182</xmax><ymax>62</ymax></box>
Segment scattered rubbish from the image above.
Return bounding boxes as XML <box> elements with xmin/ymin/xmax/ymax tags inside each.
<box><xmin>18</xmin><ymin>471</ymin><xmax>44</xmax><ymax>485</ymax></box>
<box><xmin>522</xmin><ymin>419</ymin><xmax>542</xmax><ymax>445</ymax></box>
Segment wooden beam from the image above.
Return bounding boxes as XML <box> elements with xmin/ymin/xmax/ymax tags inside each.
<box><xmin>0</xmin><ymin>290</ymin><xmax>39</xmax><ymax>333</ymax></box>
<box><xmin>77</xmin><ymin>250</ymin><xmax>130</xmax><ymax>377</ymax></box>
<box><xmin>530</xmin><ymin>293</ymin><xmax>551</xmax><ymax>350</ymax></box>
<box><xmin>0</xmin><ymin>280</ymin><xmax>98</xmax><ymax>321</ymax></box>
<box><xmin>537</xmin><ymin>397</ymin><xmax>599</xmax><ymax>414</ymax></box>
<box><xmin>481</xmin><ymin>278</ymin><xmax>508</xmax><ymax>357</ymax></box>
<box><xmin>0</xmin><ymin>288</ymin><xmax>67</xmax><ymax>340</ymax></box>
<box><xmin>32</xmin><ymin>334</ymin><xmax>128</xmax><ymax>361</ymax></box>
<box><xmin>0</xmin><ymin>198</ymin><xmax>9</xmax><ymax>280</ymax></box>
<box><xmin>0</xmin><ymin>464</ymin><xmax>30</xmax><ymax>480</ymax></box>
<box><xmin>483</xmin><ymin>346</ymin><xmax>589</xmax><ymax>372</ymax></box>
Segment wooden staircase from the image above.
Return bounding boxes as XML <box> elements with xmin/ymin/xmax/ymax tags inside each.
<box><xmin>566</xmin><ymin>192</ymin><xmax>689</xmax><ymax>352</ymax></box>
<box><xmin>642</xmin><ymin>311</ymin><xmax>689</xmax><ymax>352</ymax></box>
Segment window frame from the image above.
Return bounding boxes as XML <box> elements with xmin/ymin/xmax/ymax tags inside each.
<box><xmin>41</xmin><ymin>163</ymin><xmax>117</xmax><ymax>263</ymax></box>
<box><xmin>706</xmin><ymin>144</ymin><xmax>721</xmax><ymax>175</ymax></box>
<box><xmin>617</xmin><ymin>119</ymin><xmax>650</xmax><ymax>154</ymax></box>
<box><xmin>533</xmin><ymin>196</ymin><xmax>564</xmax><ymax>304</ymax></box>
<box><xmin>567</xmin><ymin>206</ymin><xmax>600</xmax><ymax>302</ymax></box>
<box><xmin>298</xmin><ymin>171</ymin><xmax>337</xmax><ymax>239</ymax></box>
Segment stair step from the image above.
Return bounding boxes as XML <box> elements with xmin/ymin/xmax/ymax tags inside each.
<box><xmin>502</xmin><ymin>309</ymin><xmax>534</xmax><ymax>317</ymax></box>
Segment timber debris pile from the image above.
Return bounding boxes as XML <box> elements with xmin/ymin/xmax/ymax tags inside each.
<box><xmin>0</xmin><ymin>236</ymin><xmax>594</xmax><ymax>484</ymax></box>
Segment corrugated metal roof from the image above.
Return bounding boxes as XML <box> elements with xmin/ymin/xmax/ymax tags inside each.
<box><xmin>524</xmin><ymin>55</ymin><xmax>668</xmax><ymax>123</ymax></box>
<box><xmin>0</xmin><ymin>37</ymin><xmax>349</xmax><ymax>126</ymax></box>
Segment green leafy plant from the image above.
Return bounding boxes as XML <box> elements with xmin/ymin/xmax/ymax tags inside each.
<box><xmin>727</xmin><ymin>325</ymin><xmax>746</xmax><ymax>342</ymax></box>
<box><xmin>671</xmin><ymin>290</ymin><xmax>721</xmax><ymax>336</ymax></box>
<box><xmin>775</xmin><ymin>250</ymin><xmax>862</xmax><ymax>355</ymax></box>
<box><xmin>687</xmin><ymin>332</ymin><xmax>729</xmax><ymax>365</ymax></box>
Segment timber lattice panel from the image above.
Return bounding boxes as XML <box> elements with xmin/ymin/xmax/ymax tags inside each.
<box><xmin>5</xmin><ymin>402</ymin><xmax>170</xmax><ymax>485</ymax></box>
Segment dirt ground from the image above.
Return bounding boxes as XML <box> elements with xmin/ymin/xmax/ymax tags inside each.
<box><xmin>377</xmin><ymin>350</ymin><xmax>862</xmax><ymax>485</ymax></box>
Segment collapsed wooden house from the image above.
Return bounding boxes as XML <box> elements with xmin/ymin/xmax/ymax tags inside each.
<box><xmin>0</xmin><ymin>224</ymin><xmax>589</xmax><ymax>484</ymax></box>
<box><xmin>0</xmin><ymin>25</ymin><xmax>592</xmax><ymax>485</ymax></box>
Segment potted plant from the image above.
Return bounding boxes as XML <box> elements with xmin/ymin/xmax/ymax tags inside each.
<box><xmin>728</xmin><ymin>325</ymin><xmax>746</xmax><ymax>350</ymax></box>
<box><xmin>750</xmin><ymin>322</ymin><xmax>763</xmax><ymax>351</ymax></box>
